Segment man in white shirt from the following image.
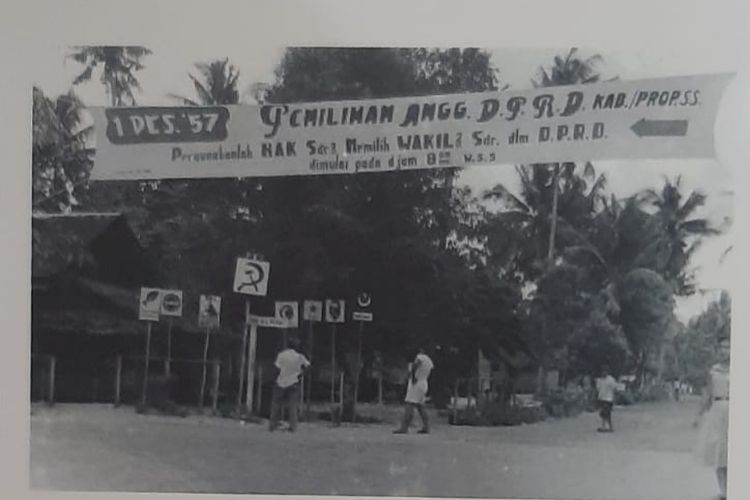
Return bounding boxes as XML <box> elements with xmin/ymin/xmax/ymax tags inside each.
<box><xmin>596</xmin><ymin>366</ymin><xmax>618</xmax><ymax>433</ymax></box>
<box><xmin>269</xmin><ymin>337</ymin><xmax>310</xmax><ymax>432</ymax></box>
<box><xmin>394</xmin><ymin>347</ymin><xmax>434</xmax><ymax>434</ymax></box>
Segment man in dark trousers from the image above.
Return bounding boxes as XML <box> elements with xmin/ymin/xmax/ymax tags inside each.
<box><xmin>394</xmin><ymin>347</ymin><xmax>434</xmax><ymax>434</ymax></box>
<box><xmin>596</xmin><ymin>366</ymin><xmax>618</xmax><ymax>432</ymax></box>
<box><xmin>269</xmin><ymin>337</ymin><xmax>310</xmax><ymax>432</ymax></box>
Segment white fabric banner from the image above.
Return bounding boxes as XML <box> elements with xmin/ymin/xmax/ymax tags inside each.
<box><xmin>90</xmin><ymin>73</ymin><xmax>733</xmax><ymax>180</ymax></box>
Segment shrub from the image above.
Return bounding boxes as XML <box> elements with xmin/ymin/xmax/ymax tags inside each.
<box><xmin>448</xmin><ymin>400</ymin><xmax>547</xmax><ymax>427</ymax></box>
<box><xmin>542</xmin><ymin>387</ymin><xmax>589</xmax><ymax>418</ymax></box>
<box><xmin>638</xmin><ymin>383</ymin><xmax>672</xmax><ymax>402</ymax></box>
<box><xmin>615</xmin><ymin>388</ymin><xmax>637</xmax><ymax>405</ymax></box>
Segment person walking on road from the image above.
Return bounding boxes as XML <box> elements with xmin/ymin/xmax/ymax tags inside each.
<box><xmin>269</xmin><ymin>337</ymin><xmax>310</xmax><ymax>433</ymax></box>
<box><xmin>394</xmin><ymin>347</ymin><xmax>434</xmax><ymax>434</ymax></box>
<box><xmin>596</xmin><ymin>366</ymin><xmax>618</xmax><ymax>433</ymax></box>
<box><xmin>694</xmin><ymin>333</ymin><xmax>730</xmax><ymax>500</ymax></box>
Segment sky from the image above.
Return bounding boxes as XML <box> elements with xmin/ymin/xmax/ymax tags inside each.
<box><xmin>31</xmin><ymin>45</ymin><xmax>737</xmax><ymax>322</ymax></box>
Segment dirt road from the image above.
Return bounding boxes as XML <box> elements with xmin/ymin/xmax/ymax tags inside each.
<box><xmin>30</xmin><ymin>400</ymin><xmax>720</xmax><ymax>499</ymax></box>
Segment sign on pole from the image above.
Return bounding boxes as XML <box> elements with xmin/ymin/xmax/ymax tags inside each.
<box><xmin>353</xmin><ymin>292</ymin><xmax>373</xmax><ymax>322</ymax></box>
<box><xmin>303</xmin><ymin>300</ymin><xmax>323</xmax><ymax>322</ymax></box>
<box><xmin>247</xmin><ymin>314</ymin><xmax>287</xmax><ymax>329</ymax></box>
<box><xmin>149</xmin><ymin>289</ymin><xmax>182</xmax><ymax>376</ymax></box>
<box><xmin>325</xmin><ymin>299</ymin><xmax>346</xmax><ymax>323</ymax></box>
<box><xmin>90</xmin><ymin>74</ymin><xmax>733</xmax><ymax>181</ymax></box>
<box><xmin>139</xmin><ymin>288</ymin><xmax>162</xmax><ymax>321</ymax></box>
<box><xmin>160</xmin><ymin>289</ymin><xmax>183</xmax><ymax>317</ymax></box>
<box><xmin>198</xmin><ymin>295</ymin><xmax>221</xmax><ymax>329</ymax></box>
<box><xmin>352</xmin><ymin>311</ymin><xmax>373</xmax><ymax>322</ymax></box>
<box><xmin>275</xmin><ymin>301</ymin><xmax>300</xmax><ymax>328</ymax></box>
<box><xmin>233</xmin><ymin>258</ymin><xmax>270</xmax><ymax>296</ymax></box>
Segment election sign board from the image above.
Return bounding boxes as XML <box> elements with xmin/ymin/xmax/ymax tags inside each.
<box><xmin>353</xmin><ymin>292</ymin><xmax>373</xmax><ymax>321</ymax></box>
<box><xmin>275</xmin><ymin>301</ymin><xmax>300</xmax><ymax>328</ymax></box>
<box><xmin>233</xmin><ymin>258</ymin><xmax>270</xmax><ymax>296</ymax></box>
<box><xmin>325</xmin><ymin>299</ymin><xmax>346</xmax><ymax>323</ymax></box>
<box><xmin>353</xmin><ymin>311</ymin><xmax>373</xmax><ymax>322</ymax></box>
<box><xmin>247</xmin><ymin>314</ymin><xmax>287</xmax><ymax>329</ymax></box>
<box><xmin>160</xmin><ymin>289</ymin><xmax>183</xmax><ymax>317</ymax></box>
<box><xmin>89</xmin><ymin>74</ymin><xmax>732</xmax><ymax>181</ymax></box>
<box><xmin>356</xmin><ymin>292</ymin><xmax>372</xmax><ymax>308</ymax></box>
<box><xmin>139</xmin><ymin>287</ymin><xmax>162</xmax><ymax>321</ymax></box>
<box><xmin>198</xmin><ymin>295</ymin><xmax>221</xmax><ymax>328</ymax></box>
<box><xmin>303</xmin><ymin>300</ymin><xmax>323</xmax><ymax>322</ymax></box>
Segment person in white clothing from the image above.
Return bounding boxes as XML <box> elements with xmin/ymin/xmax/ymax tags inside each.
<box><xmin>269</xmin><ymin>337</ymin><xmax>310</xmax><ymax>432</ymax></box>
<box><xmin>596</xmin><ymin>366</ymin><xmax>618</xmax><ymax>432</ymax></box>
<box><xmin>694</xmin><ymin>334</ymin><xmax>730</xmax><ymax>500</ymax></box>
<box><xmin>394</xmin><ymin>348</ymin><xmax>434</xmax><ymax>434</ymax></box>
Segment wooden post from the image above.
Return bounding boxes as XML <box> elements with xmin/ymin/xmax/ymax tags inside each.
<box><xmin>246</xmin><ymin>322</ymin><xmax>258</xmax><ymax>413</ymax></box>
<box><xmin>141</xmin><ymin>322</ymin><xmax>153</xmax><ymax>406</ymax></box>
<box><xmin>306</xmin><ymin>320</ymin><xmax>314</xmax><ymax>417</ymax></box>
<box><xmin>48</xmin><ymin>355</ymin><xmax>56</xmax><ymax>405</ymax></box>
<box><xmin>164</xmin><ymin>317</ymin><xmax>173</xmax><ymax>376</ymax></box>
<box><xmin>452</xmin><ymin>379</ymin><xmax>459</xmax><ymax>423</ymax></box>
<box><xmin>378</xmin><ymin>370</ymin><xmax>383</xmax><ymax>405</ymax></box>
<box><xmin>330</xmin><ymin>323</ymin><xmax>337</xmax><ymax>405</ymax></box>
<box><xmin>353</xmin><ymin>320</ymin><xmax>364</xmax><ymax>422</ymax></box>
<box><xmin>339</xmin><ymin>371</ymin><xmax>344</xmax><ymax>415</ymax></box>
<box><xmin>114</xmin><ymin>354</ymin><xmax>122</xmax><ymax>406</ymax></box>
<box><xmin>256</xmin><ymin>365</ymin><xmax>263</xmax><ymax>414</ymax></box>
<box><xmin>211</xmin><ymin>359</ymin><xmax>221</xmax><ymax>413</ymax></box>
<box><xmin>199</xmin><ymin>326</ymin><xmax>211</xmax><ymax>408</ymax></box>
<box><xmin>236</xmin><ymin>301</ymin><xmax>250</xmax><ymax>410</ymax></box>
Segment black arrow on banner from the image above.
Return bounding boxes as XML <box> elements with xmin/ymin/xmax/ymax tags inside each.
<box><xmin>630</xmin><ymin>118</ymin><xmax>689</xmax><ymax>137</ymax></box>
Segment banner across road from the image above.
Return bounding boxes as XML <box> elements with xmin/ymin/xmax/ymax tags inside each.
<box><xmin>90</xmin><ymin>73</ymin><xmax>733</xmax><ymax>181</ymax></box>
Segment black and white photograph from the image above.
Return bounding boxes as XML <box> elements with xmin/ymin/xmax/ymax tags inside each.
<box><xmin>7</xmin><ymin>2</ymin><xmax>750</xmax><ymax>500</ymax></box>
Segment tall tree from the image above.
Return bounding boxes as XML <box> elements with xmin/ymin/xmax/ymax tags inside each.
<box><xmin>675</xmin><ymin>291</ymin><xmax>730</xmax><ymax>390</ymax></box>
<box><xmin>32</xmin><ymin>87</ymin><xmax>94</xmax><ymax>212</ymax></box>
<box><xmin>640</xmin><ymin>176</ymin><xmax>720</xmax><ymax>295</ymax></box>
<box><xmin>258</xmin><ymin>47</ymin><xmax>506</xmax><ymax>416</ymax></box>
<box><xmin>69</xmin><ymin>46</ymin><xmax>152</xmax><ymax>106</ymax></box>
<box><xmin>505</xmin><ymin>48</ymin><xmax>604</xmax><ymax>392</ymax></box>
<box><xmin>168</xmin><ymin>58</ymin><xmax>240</xmax><ymax>105</ymax></box>
<box><xmin>532</xmin><ymin>48</ymin><xmax>604</xmax><ymax>268</ymax></box>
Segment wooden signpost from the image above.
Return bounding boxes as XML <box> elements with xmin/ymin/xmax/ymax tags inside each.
<box><xmin>351</xmin><ymin>292</ymin><xmax>373</xmax><ymax>422</ymax></box>
<box><xmin>138</xmin><ymin>287</ymin><xmax>162</xmax><ymax>406</ymax></box>
<box><xmin>233</xmin><ymin>255</ymin><xmax>270</xmax><ymax>414</ymax></box>
<box><xmin>198</xmin><ymin>295</ymin><xmax>221</xmax><ymax>408</ymax></box>
<box><xmin>325</xmin><ymin>299</ymin><xmax>345</xmax><ymax>413</ymax></box>
<box><xmin>303</xmin><ymin>300</ymin><xmax>323</xmax><ymax>416</ymax></box>
<box><xmin>160</xmin><ymin>289</ymin><xmax>183</xmax><ymax>377</ymax></box>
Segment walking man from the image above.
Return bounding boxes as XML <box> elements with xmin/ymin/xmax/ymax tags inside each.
<box><xmin>269</xmin><ymin>337</ymin><xmax>310</xmax><ymax>432</ymax></box>
<box><xmin>596</xmin><ymin>366</ymin><xmax>618</xmax><ymax>433</ymax></box>
<box><xmin>394</xmin><ymin>347</ymin><xmax>434</xmax><ymax>434</ymax></box>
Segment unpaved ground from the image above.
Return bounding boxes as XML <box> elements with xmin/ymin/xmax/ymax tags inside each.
<box><xmin>30</xmin><ymin>400</ymin><xmax>720</xmax><ymax>499</ymax></box>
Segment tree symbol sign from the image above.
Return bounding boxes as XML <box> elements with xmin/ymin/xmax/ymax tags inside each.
<box><xmin>143</xmin><ymin>290</ymin><xmax>160</xmax><ymax>306</ymax></box>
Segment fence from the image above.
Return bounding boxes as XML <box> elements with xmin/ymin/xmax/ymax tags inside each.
<box><xmin>30</xmin><ymin>351</ymin><xmax>413</xmax><ymax>421</ymax></box>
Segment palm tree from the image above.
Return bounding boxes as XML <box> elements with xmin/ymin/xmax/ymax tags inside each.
<box><xmin>640</xmin><ymin>176</ymin><xmax>721</xmax><ymax>295</ymax></box>
<box><xmin>69</xmin><ymin>46</ymin><xmax>152</xmax><ymax>106</ymax></box>
<box><xmin>532</xmin><ymin>48</ymin><xmax>603</xmax><ymax>88</ymax></box>
<box><xmin>483</xmin><ymin>161</ymin><xmax>608</xmax><ymax>282</ymax></box>
<box><xmin>168</xmin><ymin>58</ymin><xmax>240</xmax><ymax>105</ymax></box>
<box><xmin>563</xmin><ymin>195</ymin><xmax>676</xmax><ymax>385</ymax></box>
<box><xmin>531</xmin><ymin>48</ymin><xmax>605</xmax><ymax>268</ymax></box>
<box><xmin>32</xmin><ymin>87</ymin><xmax>94</xmax><ymax>212</ymax></box>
